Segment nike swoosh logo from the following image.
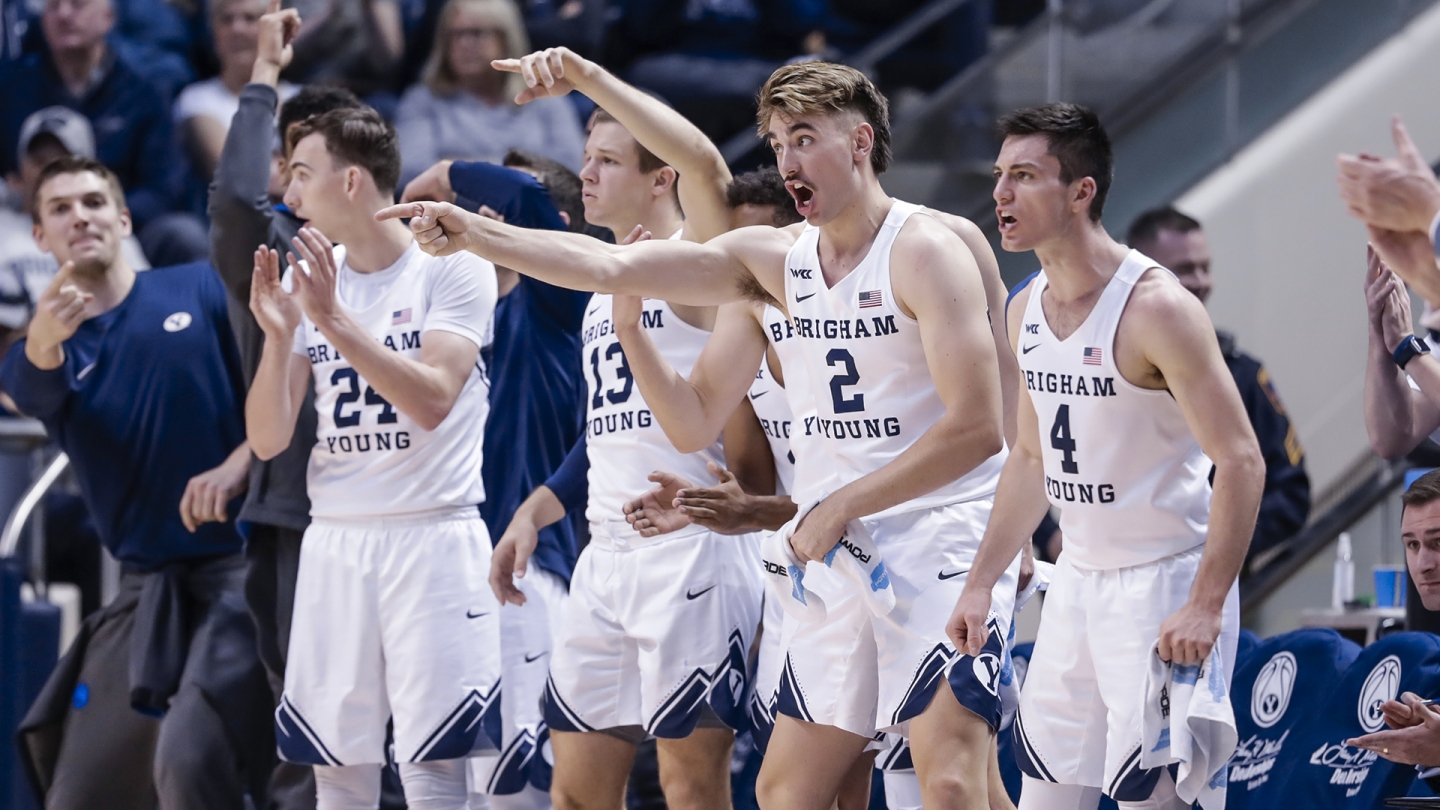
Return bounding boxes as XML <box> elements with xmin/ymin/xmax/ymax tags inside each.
<box><xmin>524</xmin><ymin>652</ymin><xmax>548</xmax><ymax>663</ymax></box>
<box><xmin>1021</xmin><ymin>344</ymin><xmax>1040</xmax><ymax>354</ymax></box>
<box><xmin>750</xmin><ymin>391</ymin><xmax>767</xmax><ymax>400</ymax></box>
<box><xmin>937</xmin><ymin>568</ymin><xmax>970</xmax><ymax>581</ymax></box>
<box><xmin>466</xmin><ymin>609</ymin><xmax>490</xmax><ymax>619</ymax></box>
<box><xmin>586</xmin><ymin>305</ymin><xmax>602</xmax><ymax>316</ymax></box>
<box><xmin>77</xmin><ymin>361</ymin><xmax>97</xmax><ymax>380</ymax></box>
<box><xmin>686</xmin><ymin>585</ymin><xmax>717</xmax><ymax>600</ymax></box>
<box><xmin>794</xmin><ymin>292</ymin><xmax>816</xmax><ymax>303</ymax></box>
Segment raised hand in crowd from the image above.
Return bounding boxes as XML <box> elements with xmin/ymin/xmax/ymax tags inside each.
<box><xmin>25</xmin><ymin>262</ymin><xmax>92</xmax><ymax>371</ymax></box>
<box><xmin>1338</xmin><ymin>116</ymin><xmax>1440</xmax><ymax>235</ymax></box>
<box><xmin>492</xmin><ymin>47</ymin><xmax>586</xmax><ymax>103</ymax></box>
<box><xmin>251</xmin><ymin>0</ymin><xmax>301</xmax><ymax>87</ymax></box>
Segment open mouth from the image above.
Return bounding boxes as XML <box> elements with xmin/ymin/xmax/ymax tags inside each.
<box><xmin>787</xmin><ymin>181</ymin><xmax>815</xmax><ymax>214</ymax></box>
<box><xmin>997</xmin><ymin>211</ymin><xmax>1017</xmax><ymax>232</ymax></box>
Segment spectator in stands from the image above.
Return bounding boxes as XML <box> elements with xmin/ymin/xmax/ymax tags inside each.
<box><xmin>282</xmin><ymin>0</ymin><xmax>403</xmax><ymax>98</ymax></box>
<box><xmin>1363</xmin><ymin>244</ymin><xmax>1440</xmax><ymax>458</ymax></box>
<box><xmin>207</xmin><ymin>6</ymin><xmax>364</xmax><ymax>808</ymax></box>
<box><xmin>1127</xmin><ymin>207</ymin><xmax>1310</xmax><ymax>561</ymax></box>
<box><xmin>175</xmin><ymin>0</ymin><xmax>298</xmax><ymax>182</ymax></box>
<box><xmin>0</xmin><ymin>0</ymin><xmax>210</xmax><ymax>266</ymax></box>
<box><xmin>4</xmin><ymin>155</ymin><xmax>272</xmax><ymax>810</ymax></box>
<box><xmin>395</xmin><ymin>0</ymin><xmax>585</xmax><ymax>188</ymax></box>
<box><xmin>108</xmin><ymin>0</ymin><xmax>197</xmax><ymax>100</ymax></box>
<box><xmin>1349</xmin><ymin>468</ymin><xmax>1440</xmax><ymax>781</ymax></box>
<box><xmin>0</xmin><ymin>107</ymin><xmax>149</xmax><ymax>353</ymax></box>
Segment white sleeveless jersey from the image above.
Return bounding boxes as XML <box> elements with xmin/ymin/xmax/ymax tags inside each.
<box><xmin>581</xmin><ymin>293</ymin><xmax>723</xmax><ymax>538</ymax></box>
<box><xmin>1017</xmin><ymin>250</ymin><xmax>1211</xmax><ymax>570</ymax></box>
<box><xmin>293</xmin><ymin>242</ymin><xmax>497</xmax><ymax>519</ymax></box>
<box><xmin>782</xmin><ymin>200</ymin><xmax>1005</xmax><ymax>517</ymax></box>
<box><xmin>749</xmin><ymin>306</ymin><xmax>796</xmax><ymax>496</ymax></box>
<box><xmin>759</xmin><ymin>303</ymin><xmax>833</xmax><ymax>504</ymax></box>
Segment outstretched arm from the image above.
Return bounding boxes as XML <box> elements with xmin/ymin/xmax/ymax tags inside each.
<box><xmin>377</xmin><ymin>202</ymin><xmax>786</xmax><ymax>306</ymax></box>
<box><xmin>788</xmin><ymin>218</ymin><xmax>1005</xmax><ymax>561</ymax></box>
<box><xmin>494</xmin><ymin>47</ymin><xmax>733</xmax><ymax>243</ymax></box>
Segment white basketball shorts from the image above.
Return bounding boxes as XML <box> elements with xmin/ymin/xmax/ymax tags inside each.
<box><xmin>1011</xmin><ymin>546</ymin><xmax>1239</xmax><ymax>802</ymax></box>
<box><xmin>749</xmin><ymin>585</ymin><xmax>785</xmax><ymax>753</ymax></box>
<box><xmin>543</xmin><ymin>526</ymin><xmax>763</xmax><ymax>738</ymax></box>
<box><xmin>775</xmin><ymin>498</ymin><xmax>1020</xmax><ymax>738</ymax></box>
<box><xmin>277</xmin><ymin>508</ymin><xmax>503</xmax><ymax>766</ymax></box>
<box><xmin>471</xmin><ymin>566</ymin><xmax>569</xmax><ymax>795</ymax></box>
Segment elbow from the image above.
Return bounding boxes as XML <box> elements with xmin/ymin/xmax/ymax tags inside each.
<box><xmin>973</xmin><ymin>421</ymin><xmax>1006</xmax><ymax>462</ymax></box>
<box><xmin>671</xmin><ymin>432</ymin><xmax>713</xmax><ymax>455</ymax></box>
<box><xmin>1369</xmin><ymin>432</ymin><xmax>1416</xmax><ymax>461</ymax></box>
<box><xmin>1222</xmin><ymin>441</ymin><xmax>1266</xmax><ymax>493</ymax></box>
<box><xmin>250</xmin><ymin>436</ymin><xmax>285</xmax><ymax>462</ymax></box>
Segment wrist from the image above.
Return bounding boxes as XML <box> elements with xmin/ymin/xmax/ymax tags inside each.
<box><xmin>1394</xmin><ymin>334</ymin><xmax>1430</xmax><ymax>368</ymax></box>
<box><xmin>250</xmin><ymin>60</ymin><xmax>281</xmax><ymax>87</ymax></box>
<box><xmin>24</xmin><ymin>338</ymin><xmax>63</xmax><ymax>371</ymax></box>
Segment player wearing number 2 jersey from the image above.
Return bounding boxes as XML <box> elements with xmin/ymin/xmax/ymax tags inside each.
<box><xmin>247</xmin><ymin>107</ymin><xmax>502</xmax><ymax>808</ymax></box>
<box><xmin>949</xmin><ymin>105</ymin><xmax>1263</xmax><ymax>810</ymax></box>
<box><xmin>382</xmin><ymin>61</ymin><xmax>1016</xmax><ymax>810</ymax></box>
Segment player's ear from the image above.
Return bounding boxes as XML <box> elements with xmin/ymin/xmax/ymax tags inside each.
<box><xmin>558</xmin><ymin>211</ymin><xmax>571</xmax><ymax>227</ymax></box>
<box><xmin>653</xmin><ymin>165</ymin><xmax>677</xmax><ymax>197</ymax></box>
<box><xmin>345</xmin><ymin>166</ymin><xmax>362</xmax><ymax>200</ymax></box>
<box><xmin>853</xmin><ymin>121</ymin><xmax>874</xmax><ymax>167</ymax></box>
<box><xmin>1072</xmin><ymin>176</ymin><xmax>1097</xmax><ymax>216</ymax></box>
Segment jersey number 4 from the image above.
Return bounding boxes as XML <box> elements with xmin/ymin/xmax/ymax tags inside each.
<box><xmin>1049</xmin><ymin>404</ymin><xmax>1079</xmax><ymax>474</ymax></box>
<box><xmin>332</xmin><ymin>367</ymin><xmax>397</xmax><ymax>427</ymax></box>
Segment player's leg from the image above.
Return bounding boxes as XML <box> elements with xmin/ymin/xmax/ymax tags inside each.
<box><xmin>153</xmin><ymin>683</ymin><xmax>247</xmax><ymax>810</ymax></box>
<box><xmin>655</xmin><ymin>726</ymin><xmax>735</xmax><ymax>810</ymax></box>
<box><xmin>987</xmin><ymin>738</ymin><xmax>1017</xmax><ymax>810</ymax></box>
<box><xmin>314</xmin><ymin>764</ymin><xmax>382</xmax><ymax>810</ymax></box>
<box><xmin>549</xmin><ymin>730</ymin><xmax>638</xmax><ymax>810</ymax></box>
<box><xmin>840</xmin><ymin>750</ymin><xmax>879</xmax><ymax>810</ymax></box>
<box><xmin>756</xmin><ymin>714</ymin><xmax>874</xmax><ymax>810</ymax></box>
<box><xmin>1016</xmin><ymin>779</ymin><xmax>1101</xmax><ymax>810</ymax></box>
<box><xmin>1115</xmin><ymin>769</ymin><xmax>1187</xmax><ymax>810</ymax></box>
<box><xmin>399</xmin><ymin>759</ymin><xmax>472</xmax><ymax>810</ymax></box>
<box><xmin>907</xmin><ymin>678</ymin><xmax>994</xmax><ymax>809</ymax></box>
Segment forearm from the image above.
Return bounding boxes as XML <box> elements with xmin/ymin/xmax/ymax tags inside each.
<box><xmin>1188</xmin><ymin>451</ymin><xmax>1264</xmax><ymax>609</ymax></box>
<box><xmin>615</xmin><ymin>322</ymin><xmax>732</xmax><ymax>452</ymax></box>
<box><xmin>1366</xmin><ymin>331</ymin><xmax>1427</xmax><ymax>457</ymax></box>
<box><xmin>318</xmin><ymin>318</ymin><xmax>465</xmax><ymax>431</ymax></box>
<box><xmin>246</xmin><ymin>341</ymin><xmax>301</xmax><ymax>459</ymax></box>
<box><xmin>736</xmin><ymin>494</ymin><xmax>798</xmax><ymax>533</ymax></box>
<box><xmin>966</xmin><ymin>449</ymin><xmax>1050</xmax><ymax>591</ymax></box>
<box><xmin>513</xmin><ymin>485</ymin><xmax>567</xmax><ymax>533</ymax></box>
<box><xmin>1406</xmin><ymin>352</ymin><xmax>1440</xmax><ymax>418</ymax></box>
<box><xmin>826</xmin><ymin>413</ymin><xmax>1003</xmax><ymax>524</ymax></box>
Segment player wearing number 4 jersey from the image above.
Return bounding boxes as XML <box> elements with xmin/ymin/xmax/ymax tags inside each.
<box><xmin>948</xmin><ymin>105</ymin><xmax>1264</xmax><ymax>810</ymax></box>
<box><xmin>248</xmin><ymin>107</ymin><xmax>502</xmax><ymax>810</ymax></box>
<box><xmin>382</xmin><ymin>61</ymin><xmax>1017</xmax><ymax>810</ymax></box>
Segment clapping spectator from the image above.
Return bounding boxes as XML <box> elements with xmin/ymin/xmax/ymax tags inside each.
<box><xmin>175</xmin><ymin>0</ymin><xmax>297</xmax><ymax>182</ymax></box>
<box><xmin>1363</xmin><ymin>245</ymin><xmax>1440</xmax><ymax>459</ymax></box>
<box><xmin>0</xmin><ymin>0</ymin><xmax>210</xmax><ymax>266</ymax></box>
<box><xmin>395</xmin><ymin>0</ymin><xmax>585</xmax><ymax>188</ymax></box>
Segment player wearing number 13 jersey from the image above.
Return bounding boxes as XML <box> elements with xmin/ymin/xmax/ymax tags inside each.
<box><xmin>950</xmin><ymin>105</ymin><xmax>1263</xmax><ymax>810</ymax></box>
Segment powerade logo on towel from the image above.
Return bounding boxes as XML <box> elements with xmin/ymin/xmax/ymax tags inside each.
<box><xmin>1305</xmin><ymin>656</ymin><xmax>1401</xmax><ymax>799</ymax></box>
<box><xmin>1229</xmin><ymin>652</ymin><xmax>1298</xmax><ymax>790</ymax></box>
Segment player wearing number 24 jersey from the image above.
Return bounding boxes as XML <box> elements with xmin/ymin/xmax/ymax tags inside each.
<box><xmin>949</xmin><ymin>105</ymin><xmax>1263</xmax><ymax>809</ymax></box>
<box><xmin>381</xmin><ymin>61</ymin><xmax>1017</xmax><ymax>810</ymax></box>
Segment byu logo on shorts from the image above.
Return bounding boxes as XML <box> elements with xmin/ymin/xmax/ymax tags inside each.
<box><xmin>1251</xmin><ymin>651</ymin><xmax>1297</xmax><ymax>729</ymax></box>
<box><xmin>973</xmin><ymin>652</ymin><xmax>1002</xmax><ymax>697</ymax></box>
<box><xmin>1357</xmin><ymin>655</ymin><xmax>1402</xmax><ymax>733</ymax></box>
<box><xmin>163</xmin><ymin>312</ymin><xmax>192</xmax><ymax>332</ymax></box>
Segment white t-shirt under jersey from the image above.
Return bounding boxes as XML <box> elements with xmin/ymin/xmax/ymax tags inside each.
<box><xmin>291</xmin><ymin>241</ymin><xmax>497</xmax><ymax>519</ymax></box>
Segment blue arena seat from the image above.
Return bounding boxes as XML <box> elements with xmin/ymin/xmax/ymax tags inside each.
<box><xmin>1236</xmin><ymin>628</ymin><xmax>1262</xmax><ymax>671</ymax></box>
<box><xmin>1225</xmin><ymin>628</ymin><xmax>1361</xmax><ymax>809</ymax></box>
<box><xmin>1270</xmin><ymin>633</ymin><xmax>1440</xmax><ymax>808</ymax></box>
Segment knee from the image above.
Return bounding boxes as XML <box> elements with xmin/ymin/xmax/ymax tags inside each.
<box><xmin>755</xmin><ymin>766</ymin><xmax>793</xmax><ymax>810</ymax></box>
<box><xmin>549</xmin><ymin>782</ymin><xmax>594</xmax><ymax>810</ymax></box>
<box><xmin>918</xmin><ymin>768</ymin><xmax>986</xmax><ymax>806</ymax></box>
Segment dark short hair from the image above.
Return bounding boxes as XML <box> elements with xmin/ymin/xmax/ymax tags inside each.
<box><xmin>504</xmin><ymin>149</ymin><xmax>587</xmax><ymax>233</ymax></box>
<box><xmin>287</xmin><ymin>106</ymin><xmax>401</xmax><ymax>195</ymax></box>
<box><xmin>31</xmin><ymin>154</ymin><xmax>125</xmax><ymax>223</ymax></box>
<box><xmin>757</xmin><ymin>61</ymin><xmax>892</xmax><ymax>174</ymax></box>
<box><xmin>1405</xmin><ymin>469</ymin><xmax>1440</xmax><ymax>511</ymax></box>
<box><xmin>278</xmin><ymin>85</ymin><xmax>363</xmax><ymax>154</ymax></box>
<box><xmin>727</xmin><ymin>166</ymin><xmax>802</xmax><ymax>226</ymax></box>
<box><xmin>588</xmin><ymin>108</ymin><xmax>668</xmax><ymax>175</ymax></box>
<box><xmin>1127</xmin><ymin>207</ymin><xmax>1201</xmax><ymax>251</ymax></box>
<box><xmin>996</xmin><ymin>103</ymin><xmax>1112</xmax><ymax>222</ymax></box>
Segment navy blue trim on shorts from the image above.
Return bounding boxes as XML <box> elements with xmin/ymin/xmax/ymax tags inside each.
<box><xmin>410</xmin><ymin>680</ymin><xmax>503</xmax><ymax>762</ymax></box>
<box><xmin>775</xmin><ymin>652</ymin><xmax>815</xmax><ymax>723</ymax></box>
<box><xmin>1106</xmin><ymin>744</ymin><xmax>1165</xmax><ymax>801</ymax></box>
<box><xmin>1011</xmin><ymin>709</ymin><xmax>1055</xmax><ymax>782</ymax></box>
<box><xmin>275</xmin><ymin>696</ymin><xmax>344</xmax><ymax>766</ymax></box>
<box><xmin>542</xmin><ymin>674</ymin><xmax>595</xmax><ymax>733</ymax></box>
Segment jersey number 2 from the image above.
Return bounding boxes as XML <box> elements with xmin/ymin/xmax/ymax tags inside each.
<box><xmin>827</xmin><ymin>349</ymin><xmax>864</xmax><ymax>414</ymax></box>
<box><xmin>1049</xmin><ymin>404</ymin><xmax>1079</xmax><ymax>474</ymax></box>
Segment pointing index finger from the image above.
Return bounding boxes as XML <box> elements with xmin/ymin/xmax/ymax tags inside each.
<box><xmin>375</xmin><ymin>202</ymin><xmax>426</xmax><ymax>222</ymax></box>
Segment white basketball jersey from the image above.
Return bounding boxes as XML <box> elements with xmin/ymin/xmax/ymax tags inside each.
<box><xmin>1017</xmin><ymin>250</ymin><xmax>1211</xmax><ymax>570</ymax></box>
<box><xmin>295</xmin><ymin>242</ymin><xmax>497</xmax><ymax>519</ymax></box>
<box><xmin>581</xmin><ymin>293</ymin><xmax>723</xmax><ymax>539</ymax></box>
<box><xmin>782</xmin><ymin>200</ymin><xmax>1005</xmax><ymax>517</ymax></box>
<box><xmin>749</xmin><ymin>308</ymin><xmax>795</xmax><ymax>496</ymax></box>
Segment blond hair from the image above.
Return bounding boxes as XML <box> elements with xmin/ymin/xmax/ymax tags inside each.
<box><xmin>756</xmin><ymin>61</ymin><xmax>892</xmax><ymax>174</ymax></box>
<box><xmin>422</xmin><ymin>0</ymin><xmax>530</xmax><ymax>99</ymax></box>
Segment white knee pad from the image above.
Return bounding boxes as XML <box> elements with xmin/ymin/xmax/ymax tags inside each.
<box><xmin>483</xmin><ymin>784</ymin><xmax>552</xmax><ymax>810</ymax></box>
<box><xmin>1116</xmin><ymin>769</ymin><xmax>1187</xmax><ymax>810</ymax></box>
<box><xmin>400</xmin><ymin>759</ymin><xmax>471</xmax><ymax>810</ymax></box>
<box><xmin>1016</xmin><ymin>777</ymin><xmax>1102</xmax><ymax>810</ymax></box>
<box><xmin>882</xmin><ymin>769</ymin><xmax>923</xmax><ymax>810</ymax></box>
<box><xmin>314</xmin><ymin>764</ymin><xmax>382</xmax><ymax>810</ymax></box>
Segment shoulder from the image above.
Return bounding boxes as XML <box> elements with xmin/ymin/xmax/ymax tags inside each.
<box><xmin>922</xmin><ymin>207</ymin><xmax>985</xmax><ymax>244</ymax></box>
<box><xmin>425</xmin><ymin>250</ymin><xmax>496</xmax><ymax>288</ymax></box>
<box><xmin>1124</xmin><ymin>266</ymin><xmax>1209</xmax><ymax>329</ymax></box>
<box><xmin>894</xmin><ymin>212</ymin><xmax>973</xmax><ymax>266</ymax></box>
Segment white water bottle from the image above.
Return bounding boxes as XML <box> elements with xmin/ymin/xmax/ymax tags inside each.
<box><xmin>1332</xmin><ymin>532</ymin><xmax>1355</xmax><ymax>609</ymax></box>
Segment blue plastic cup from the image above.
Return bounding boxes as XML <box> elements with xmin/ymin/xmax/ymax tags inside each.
<box><xmin>1375</xmin><ymin>565</ymin><xmax>1407</xmax><ymax>608</ymax></box>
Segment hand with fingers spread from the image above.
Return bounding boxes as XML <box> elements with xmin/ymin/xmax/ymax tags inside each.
<box><xmin>180</xmin><ymin>445</ymin><xmax>250</xmax><ymax>532</ymax></box>
<box><xmin>399</xmin><ymin>160</ymin><xmax>456</xmax><ymax>205</ymax></box>
<box><xmin>287</xmin><ymin>227</ymin><xmax>346</xmax><ymax>329</ymax></box>
<box><xmin>25</xmin><ymin>262</ymin><xmax>91</xmax><ymax>370</ymax></box>
<box><xmin>374</xmin><ymin>201</ymin><xmax>478</xmax><ymax>256</ymax></box>
<box><xmin>491</xmin><ymin>47</ymin><xmax>588</xmax><ymax>104</ymax></box>
<box><xmin>623</xmin><ymin>471</ymin><xmax>696</xmax><ymax>538</ymax></box>
<box><xmin>249</xmin><ymin>246</ymin><xmax>302</xmax><ymax>340</ymax></box>
<box><xmin>1155</xmin><ymin>601</ymin><xmax>1222</xmax><ymax>666</ymax></box>
<box><xmin>1348</xmin><ymin>692</ymin><xmax>1440</xmax><ymax>766</ymax></box>
<box><xmin>252</xmin><ymin>0</ymin><xmax>301</xmax><ymax>86</ymax></box>
<box><xmin>1338</xmin><ymin>116</ymin><xmax>1440</xmax><ymax>234</ymax></box>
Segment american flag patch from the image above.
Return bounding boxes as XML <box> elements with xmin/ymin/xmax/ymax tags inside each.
<box><xmin>1083</xmin><ymin>347</ymin><xmax>1102</xmax><ymax>366</ymax></box>
<box><xmin>392</xmin><ymin>308</ymin><xmax>412</xmax><ymax>325</ymax></box>
<box><xmin>858</xmin><ymin>290</ymin><xmax>883</xmax><ymax>309</ymax></box>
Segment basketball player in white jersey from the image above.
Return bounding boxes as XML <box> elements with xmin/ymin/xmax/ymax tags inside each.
<box><xmin>473</xmin><ymin>47</ymin><xmax>772</xmax><ymax>810</ymax></box>
<box><xmin>948</xmin><ymin>104</ymin><xmax>1264</xmax><ymax>810</ymax></box>
<box><xmin>381</xmin><ymin>60</ymin><xmax>1017</xmax><ymax>810</ymax></box>
<box><xmin>246</xmin><ymin>106</ymin><xmax>501</xmax><ymax>810</ymax></box>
